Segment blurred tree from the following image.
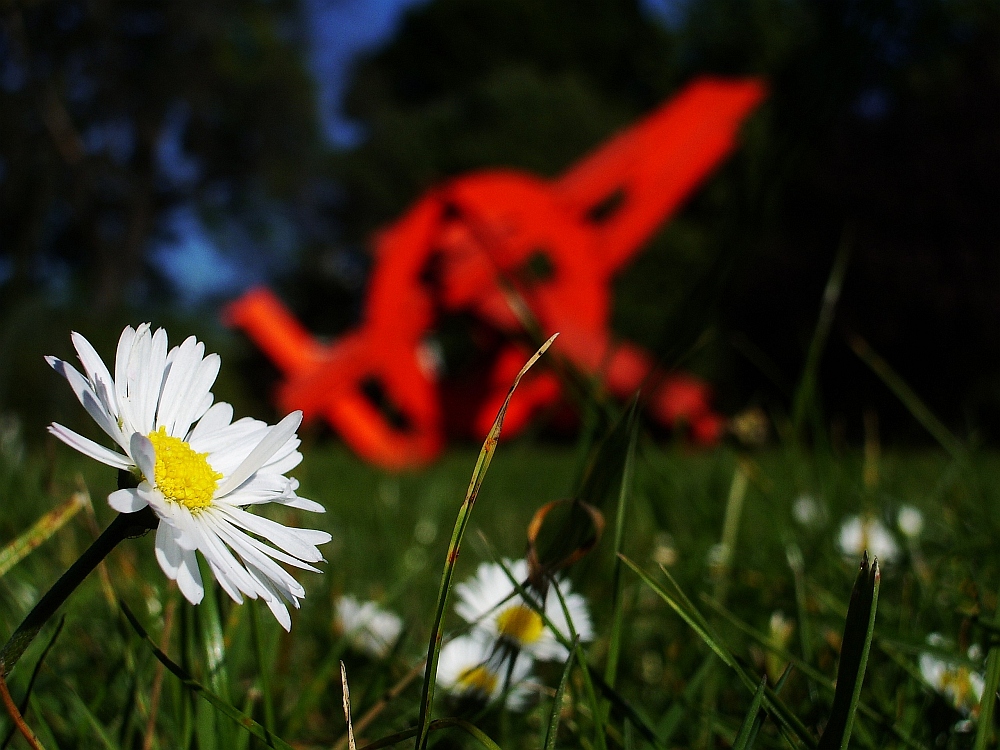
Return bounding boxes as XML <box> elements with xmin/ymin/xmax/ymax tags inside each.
<box><xmin>321</xmin><ymin>0</ymin><xmax>1000</xmax><ymax>441</ymax></box>
<box><xmin>0</xmin><ymin>0</ymin><xmax>323</xmax><ymax>313</ymax></box>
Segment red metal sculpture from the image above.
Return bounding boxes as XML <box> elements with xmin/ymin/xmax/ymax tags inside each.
<box><xmin>225</xmin><ymin>77</ymin><xmax>766</xmax><ymax>469</ymax></box>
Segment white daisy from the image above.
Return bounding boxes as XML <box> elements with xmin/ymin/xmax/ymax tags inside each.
<box><xmin>897</xmin><ymin>505</ymin><xmax>924</xmax><ymax>539</ymax></box>
<box><xmin>336</xmin><ymin>595</ymin><xmax>403</xmax><ymax>658</ymax></box>
<box><xmin>454</xmin><ymin>559</ymin><xmax>592</xmax><ymax>661</ymax></box>
<box><xmin>919</xmin><ymin>638</ymin><xmax>984</xmax><ymax>717</ymax></box>
<box><xmin>437</xmin><ymin>632</ymin><xmax>534</xmax><ymax>710</ymax></box>
<box><xmin>837</xmin><ymin>514</ymin><xmax>899</xmax><ymax>564</ymax></box>
<box><xmin>46</xmin><ymin>324</ymin><xmax>332</xmax><ymax>630</ymax></box>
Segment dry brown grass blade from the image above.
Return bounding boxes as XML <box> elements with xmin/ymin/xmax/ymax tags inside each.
<box><xmin>0</xmin><ymin>670</ymin><xmax>45</xmax><ymax>750</ymax></box>
<box><xmin>341</xmin><ymin>661</ymin><xmax>357</xmax><ymax>750</ymax></box>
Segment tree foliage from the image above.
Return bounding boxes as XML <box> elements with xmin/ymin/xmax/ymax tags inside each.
<box><xmin>0</xmin><ymin>0</ymin><xmax>322</xmax><ymax>312</ymax></box>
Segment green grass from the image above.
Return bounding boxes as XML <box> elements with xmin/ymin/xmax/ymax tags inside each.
<box><xmin>1</xmin><ymin>432</ymin><xmax>999</xmax><ymax>749</ymax></box>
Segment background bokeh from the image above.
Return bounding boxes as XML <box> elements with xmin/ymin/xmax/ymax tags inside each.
<box><xmin>2</xmin><ymin>0</ymin><xmax>999</xmax><ymax>447</ymax></box>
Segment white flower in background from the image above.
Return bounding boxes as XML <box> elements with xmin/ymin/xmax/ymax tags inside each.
<box><xmin>897</xmin><ymin>505</ymin><xmax>924</xmax><ymax>539</ymax></box>
<box><xmin>919</xmin><ymin>636</ymin><xmax>984</xmax><ymax>716</ymax></box>
<box><xmin>437</xmin><ymin>632</ymin><xmax>534</xmax><ymax>710</ymax></box>
<box><xmin>837</xmin><ymin>515</ymin><xmax>899</xmax><ymax>563</ymax></box>
<box><xmin>336</xmin><ymin>595</ymin><xmax>403</xmax><ymax>658</ymax></box>
<box><xmin>46</xmin><ymin>325</ymin><xmax>331</xmax><ymax>630</ymax></box>
<box><xmin>455</xmin><ymin>559</ymin><xmax>592</xmax><ymax>661</ymax></box>
<box><xmin>792</xmin><ymin>494</ymin><xmax>825</xmax><ymax>527</ymax></box>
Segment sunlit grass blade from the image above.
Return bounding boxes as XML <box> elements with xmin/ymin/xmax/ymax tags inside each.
<box><xmin>120</xmin><ymin>602</ymin><xmax>296</xmax><ymax>750</ymax></box>
<box><xmin>848</xmin><ymin>335</ymin><xmax>965</xmax><ymax>462</ymax></box>
<box><xmin>543</xmin><ymin>643</ymin><xmax>576</xmax><ymax>750</ymax></box>
<box><xmin>0</xmin><ymin>490</ymin><xmax>88</xmax><ymax>578</ymax></box>
<box><xmin>732</xmin><ymin>675</ymin><xmax>767</xmax><ymax>750</ymax></box>
<box><xmin>817</xmin><ymin>553</ymin><xmax>880</xmax><ymax>750</ymax></box>
<box><xmin>414</xmin><ymin>334</ymin><xmax>556</xmax><ymax>750</ymax></box>
<box><xmin>701</xmin><ymin>594</ymin><xmax>926</xmax><ymax>750</ymax></box>
<box><xmin>620</xmin><ymin>556</ymin><xmax>732</xmax><ymax>667</ymax></box>
<box><xmin>620</xmin><ymin>554</ymin><xmax>817</xmax><ymax>748</ymax></box>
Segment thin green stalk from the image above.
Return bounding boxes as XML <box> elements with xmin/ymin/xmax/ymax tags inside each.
<box><xmin>849</xmin><ymin>335</ymin><xmax>966</xmax><ymax>463</ymax></box>
<box><xmin>973</xmin><ymin>639</ymin><xmax>1000</xmax><ymax>749</ymax></box>
<box><xmin>604</xmin><ymin>413</ymin><xmax>638</xmax><ymax>692</ymax></box>
<box><xmin>249</xmin><ymin>602</ymin><xmax>275</xmax><ymax>735</ymax></box>
<box><xmin>792</xmin><ymin>225</ymin><xmax>852</xmax><ymax>442</ymax></box>
<box><xmin>0</xmin><ymin>491</ymin><xmax>88</xmax><ymax>578</ymax></box>
<box><xmin>414</xmin><ymin>335</ymin><xmax>555</xmax><ymax>750</ymax></box>
<box><xmin>0</xmin><ymin>507</ymin><xmax>157</xmax><ymax>678</ymax></box>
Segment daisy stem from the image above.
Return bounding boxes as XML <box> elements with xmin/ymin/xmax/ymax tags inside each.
<box><xmin>0</xmin><ymin>507</ymin><xmax>157</xmax><ymax>678</ymax></box>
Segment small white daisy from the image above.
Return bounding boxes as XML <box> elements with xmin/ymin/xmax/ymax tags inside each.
<box><xmin>454</xmin><ymin>559</ymin><xmax>592</xmax><ymax>661</ymax></box>
<box><xmin>336</xmin><ymin>595</ymin><xmax>403</xmax><ymax>658</ymax></box>
<box><xmin>46</xmin><ymin>324</ymin><xmax>332</xmax><ymax>630</ymax></box>
<box><xmin>897</xmin><ymin>505</ymin><xmax>924</xmax><ymax>539</ymax></box>
<box><xmin>437</xmin><ymin>632</ymin><xmax>534</xmax><ymax>710</ymax></box>
<box><xmin>919</xmin><ymin>638</ymin><xmax>984</xmax><ymax>716</ymax></box>
<box><xmin>837</xmin><ymin>514</ymin><xmax>899</xmax><ymax>564</ymax></box>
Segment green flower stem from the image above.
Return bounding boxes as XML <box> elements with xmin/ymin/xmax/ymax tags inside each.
<box><xmin>0</xmin><ymin>507</ymin><xmax>157</xmax><ymax>678</ymax></box>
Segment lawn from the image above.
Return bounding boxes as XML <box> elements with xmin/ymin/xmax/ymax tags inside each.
<box><xmin>1</xmin><ymin>424</ymin><xmax>996</xmax><ymax>749</ymax></box>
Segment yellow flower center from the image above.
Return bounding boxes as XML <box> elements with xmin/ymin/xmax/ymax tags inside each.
<box><xmin>496</xmin><ymin>604</ymin><xmax>544</xmax><ymax>645</ymax></box>
<box><xmin>941</xmin><ymin>666</ymin><xmax>977</xmax><ymax>712</ymax></box>
<box><xmin>457</xmin><ymin>665</ymin><xmax>498</xmax><ymax>696</ymax></box>
<box><xmin>147</xmin><ymin>427</ymin><xmax>222</xmax><ymax>511</ymax></box>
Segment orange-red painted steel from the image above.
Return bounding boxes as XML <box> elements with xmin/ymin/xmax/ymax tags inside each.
<box><xmin>224</xmin><ymin>77</ymin><xmax>766</xmax><ymax>469</ymax></box>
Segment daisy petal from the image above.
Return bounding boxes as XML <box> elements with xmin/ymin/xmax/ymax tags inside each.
<box><xmin>109</xmin><ymin>488</ymin><xmax>148</xmax><ymax>513</ymax></box>
<box><xmin>215</xmin><ymin>411</ymin><xmax>303</xmax><ymax>497</ymax></box>
<box><xmin>47</xmin><ymin>358</ymin><xmax>127</xmax><ymax>451</ymax></box>
<box><xmin>175</xmin><ymin>547</ymin><xmax>205</xmax><ymax>604</ymax></box>
<box><xmin>130</xmin><ymin>433</ymin><xmax>157</xmax><ymax>484</ymax></box>
<box><xmin>47</xmin><ymin>423</ymin><xmax>132</xmax><ymax>470</ymax></box>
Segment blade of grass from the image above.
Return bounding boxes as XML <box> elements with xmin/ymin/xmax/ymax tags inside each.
<box><xmin>732</xmin><ymin>675</ymin><xmax>767</xmax><ymax>750</ymax></box>
<box><xmin>604</xmin><ymin>403</ymin><xmax>639</xmax><ymax>691</ymax></box>
<box><xmin>414</xmin><ymin>334</ymin><xmax>556</xmax><ymax>750</ymax></box>
<box><xmin>701</xmin><ymin>596</ymin><xmax>928</xmax><ymax>750</ymax></box>
<box><xmin>0</xmin><ymin>671</ymin><xmax>45</xmax><ymax>750</ymax></box>
<box><xmin>0</xmin><ymin>616</ymin><xmax>64</xmax><ymax>750</ymax></box>
<box><xmin>333</xmin><ymin>660</ymin><xmax>426</xmax><ymax>750</ymax></box>
<box><xmin>657</xmin><ymin>656</ymin><xmax>714</xmax><ymax>744</ymax></box>
<box><xmin>359</xmin><ymin>717</ymin><xmax>501</xmax><ymax>750</ymax></box>
<box><xmin>552</xmin><ymin>578</ymin><xmax>606</xmax><ymax>750</ymax></box>
<box><xmin>120</xmin><ymin>602</ymin><xmax>295</xmax><ymax>750</ymax></box>
<box><xmin>142</xmin><ymin>596</ymin><xmax>176</xmax><ymax>750</ymax></box>
<box><xmin>0</xmin><ymin>491</ymin><xmax>88</xmax><ymax>578</ymax></box>
<box><xmin>817</xmin><ymin>553</ymin><xmax>880</xmax><ymax>750</ymax></box>
<box><xmin>486</xmin><ymin>554</ymin><xmax>665</xmax><ymax>749</ymax></box>
<box><xmin>792</xmin><ymin>226</ymin><xmax>852</xmax><ymax>441</ymax></box>
<box><xmin>249</xmin><ymin>601</ymin><xmax>275</xmax><ymax>735</ymax></box>
<box><xmin>848</xmin><ymin>335</ymin><xmax>965</xmax><ymax>462</ymax></box>
<box><xmin>57</xmin><ymin>674</ymin><xmax>120</xmax><ymax>750</ymax></box>
<box><xmin>543</xmin><ymin>644</ymin><xmax>576</xmax><ymax>750</ymax></box>
<box><xmin>973</xmin><ymin>644</ymin><xmax>1000</xmax><ymax>750</ymax></box>
<box><xmin>786</xmin><ymin>541</ymin><xmax>818</xmax><ymax>701</ymax></box>
<box><xmin>620</xmin><ymin>554</ymin><xmax>817</xmax><ymax>748</ymax></box>
<box><xmin>341</xmin><ymin>662</ymin><xmax>356</xmax><ymax>750</ymax></box>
